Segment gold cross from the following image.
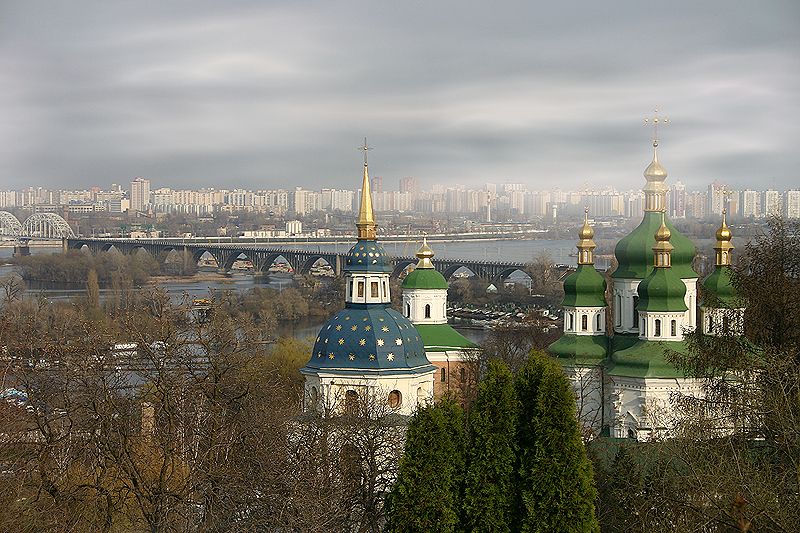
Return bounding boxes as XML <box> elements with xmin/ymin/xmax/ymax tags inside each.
<box><xmin>358</xmin><ymin>137</ymin><xmax>372</xmax><ymax>165</ymax></box>
<box><xmin>644</xmin><ymin>108</ymin><xmax>670</xmax><ymax>146</ymax></box>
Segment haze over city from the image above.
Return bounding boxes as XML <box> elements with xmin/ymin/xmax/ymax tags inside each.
<box><xmin>1</xmin><ymin>1</ymin><xmax>798</xmax><ymax>191</ymax></box>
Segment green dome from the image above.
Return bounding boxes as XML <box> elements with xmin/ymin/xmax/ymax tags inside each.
<box><xmin>613</xmin><ymin>211</ymin><xmax>697</xmax><ymax>280</ymax></box>
<box><xmin>702</xmin><ymin>265</ymin><xmax>738</xmax><ymax>307</ymax></box>
<box><xmin>402</xmin><ymin>268</ymin><xmax>449</xmax><ymax>290</ymax></box>
<box><xmin>548</xmin><ymin>334</ymin><xmax>607</xmax><ymax>364</ymax></box>
<box><xmin>562</xmin><ymin>264</ymin><xmax>607</xmax><ymax>308</ymax></box>
<box><xmin>637</xmin><ymin>268</ymin><xmax>688</xmax><ymax>312</ymax></box>
<box><xmin>607</xmin><ymin>334</ymin><xmax>687</xmax><ymax>378</ymax></box>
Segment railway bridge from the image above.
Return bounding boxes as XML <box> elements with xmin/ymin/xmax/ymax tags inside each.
<box><xmin>65</xmin><ymin>238</ymin><xmax>531</xmax><ymax>285</ymax></box>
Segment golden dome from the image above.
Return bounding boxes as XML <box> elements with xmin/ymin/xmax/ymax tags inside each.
<box><xmin>415</xmin><ymin>237</ymin><xmax>435</xmax><ymax>269</ymax></box>
<box><xmin>578</xmin><ymin>208</ymin><xmax>594</xmax><ymax>240</ymax></box>
<box><xmin>715</xmin><ymin>209</ymin><xmax>732</xmax><ymax>242</ymax></box>
<box><xmin>644</xmin><ymin>141</ymin><xmax>668</xmax><ymax>182</ymax></box>
<box><xmin>655</xmin><ymin>218</ymin><xmax>671</xmax><ymax>242</ymax></box>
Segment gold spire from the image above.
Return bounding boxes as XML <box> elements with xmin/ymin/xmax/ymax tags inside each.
<box><xmin>714</xmin><ymin>209</ymin><xmax>734</xmax><ymax>266</ymax></box>
<box><xmin>653</xmin><ymin>210</ymin><xmax>673</xmax><ymax>267</ymax></box>
<box><xmin>356</xmin><ymin>137</ymin><xmax>377</xmax><ymax>240</ymax></box>
<box><xmin>576</xmin><ymin>207</ymin><xmax>597</xmax><ymax>265</ymax></box>
<box><xmin>643</xmin><ymin>110</ymin><xmax>669</xmax><ymax>211</ymax></box>
<box><xmin>415</xmin><ymin>236</ymin><xmax>435</xmax><ymax>269</ymax></box>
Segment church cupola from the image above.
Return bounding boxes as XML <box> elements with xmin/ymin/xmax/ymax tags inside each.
<box><xmin>701</xmin><ymin>210</ymin><xmax>743</xmax><ymax>335</ymax></box>
<box><xmin>301</xmin><ymin>140</ymin><xmax>435</xmax><ymax>416</ymax></box>
<box><xmin>549</xmin><ymin>210</ymin><xmax>608</xmax><ymax>362</ymax></box>
<box><xmin>636</xmin><ymin>211</ymin><xmax>688</xmax><ymax>341</ymax></box>
<box><xmin>402</xmin><ymin>237</ymin><xmax>449</xmax><ymax>324</ymax></box>
<box><xmin>612</xmin><ymin>113</ymin><xmax>698</xmax><ymax>334</ymax></box>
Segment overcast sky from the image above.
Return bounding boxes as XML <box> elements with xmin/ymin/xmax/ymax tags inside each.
<box><xmin>1</xmin><ymin>1</ymin><xmax>798</xmax><ymax>192</ymax></box>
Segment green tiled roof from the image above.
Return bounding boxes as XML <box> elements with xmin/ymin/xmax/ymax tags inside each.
<box><xmin>701</xmin><ymin>265</ymin><xmax>738</xmax><ymax>307</ymax></box>
<box><xmin>402</xmin><ymin>268</ymin><xmax>449</xmax><ymax>290</ymax></box>
<box><xmin>548</xmin><ymin>333</ymin><xmax>608</xmax><ymax>364</ymax></box>
<box><xmin>607</xmin><ymin>334</ymin><xmax>687</xmax><ymax>378</ymax></box>
<box><xmin>637</xmin><ymin>268</ymin><xmax>688</xmax><ymax>312</ymax></box>
<box><xmin>613</xmin><ymin>211</ymin><xmax>697</xmax><ymax>280</ymax></box>
<box><xmin>414</xmin><ymin>323</ymin><xmax>477</xmax><ymax>352</ymax></box>
<box><xmin>562</xmin><ymin>264</ymin><xmax>607</xmax><ymax>308</ymax></box>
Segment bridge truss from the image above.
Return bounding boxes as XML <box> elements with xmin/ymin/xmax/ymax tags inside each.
<box><xmin>0</xmin><ymin>211</ymin><xmax>75</xmax><ymax>239</ymax></box>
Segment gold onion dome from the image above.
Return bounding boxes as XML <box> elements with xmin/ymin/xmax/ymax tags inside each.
<box><xmin>644</xmin><ymin>141</ymin><xmax>668</xmax><ymax>182</ymax></box>
<box><xmin>578</xmin><ymin>208</ymin><xmax>595</xmax><ymax>241</ymax></box>
<box><xmin>716</xmin><ymin>209</ymin><xmax>732</xmax><ymax>243</ymax></box>
<box><xmin>416</xmin><ymin>237</ymin><xmax>435</xmax><ymax>269</ymax></box>
<box><xmin>653</xmin><ymin>211</ymin><xmax>674</xmax><ymax>253</ymax></box>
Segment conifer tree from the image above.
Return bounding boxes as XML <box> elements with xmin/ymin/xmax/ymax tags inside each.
<box><xmin>515</xmin><ymin>351</ymin><xmax>599</xmax><ymax>532</ymax></box>
<box><xmin>462</xmin><ymin>359</ymin><xmax>518</xmax><ymax>532</ymax></box>
<box><xmin>384</xmin><ymin>398</ymin><xmax>465</xmax><ymax>533</ymax></box>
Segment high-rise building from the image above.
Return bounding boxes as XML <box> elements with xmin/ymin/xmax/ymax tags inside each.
<box><xmin>707</xmin><ymin>181</ymin><xmax>726</xmax><ymax>217</ymax></box>
<box><xmin>130</xmin><ymin>177</ymin><xmax>151</xmax><ymax>213</ymax></box>
<box><xmin>399</xmin><ymin>176</ymin><xmax>418</xmax><ymax>194</ymax></box>
<box><xmin>741</xmin><ymin>190</ymin><xmax>761</xmax><ymax>218</ymax></box>
<box><xmin>371</xmin><ymin>175</ymin><xmax>383</xmax><ymax>194</ymax></box>
<box><xmin>786</xmin><ymin>190</ymin><xmax>800</xmax><ymax>219</ymax></box>
<box><xmin>670</xmin><ymin>181</ymin><xmax>686</xmax><ymax>218</ymax></box>
<box><xmin>764</xmin><ymin>190</ymin><xmax>782</xmax><ymax>217</ymax></box>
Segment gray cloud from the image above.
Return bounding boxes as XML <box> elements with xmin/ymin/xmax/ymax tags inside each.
<box><xmin>0</xmin><ymin>0</ymin><xmax>798</xmax><ymax>191</ymax></box>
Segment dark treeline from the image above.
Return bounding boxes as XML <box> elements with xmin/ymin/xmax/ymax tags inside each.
<box><xmin>13</xmin><ymin>250</ymin><xmax>161</xmax><ymax>285</ymax></box>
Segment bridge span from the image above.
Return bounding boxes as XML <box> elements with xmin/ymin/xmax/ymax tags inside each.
<box><xmin>65</xmin><ymin>237</ymin><xmax>531</xmax><ymax>285</ymax></box>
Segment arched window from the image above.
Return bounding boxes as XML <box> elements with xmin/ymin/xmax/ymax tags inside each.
<box><xmin>425</xmin><ymin>304</ymin><xmax>431</xmax><ymax>319</ymax></box>
<box><xmin>440</xmin><ymin>367</ymin><xmax>446</xmax><ymax>382</ymax></box>
<box><xmin>671</xmin><ymin>320</ymin><xmax>677</xmax><ymax>337</ymax></box>
<box><xmin>581</xmin><ymin>314</ymin><xmax>588</xmax><ymax>331</ymax></box>
<box><xmin>615</xmin><ymin>295</ymin><xmax>622</xmax><ymax>326</ymax></box>
<box><xmin>633</xmin><ymin>296</ymin><xmax>639</xmax><ymax>328</ymax></box>
<box><xmin>654</xmin><ymin>319</ymin><xmax>661</xmax><ymax>337</ymax></box>
<box><xmin>357</xmin><ymin>281</ymin><xmax>365</xmax><ymax>298</ymax></box>
<box><xmin>370</xmin><ymin>281</ymin><xmax>379</xmax><ymax>298</ymax></box>
<box><xmin>388</xmin><ymin>390</ymin><xmax>402</xmax><ymax>409</ymax></box>
<box><xmin>709</xmin><ymin>315</ymin><xmax>715</xmax><ymax>333</ymax></box>
<box><xmin>405</xmin><ymin>303</ymin><xmax>411</xmax><ymax>318</ymax></box>
<box><xmin>568</xmin><ymin>313</ymin><xmax>574</xmax><ymax>331</ymax></box>
<box><xmin>309</xmin><ymin>386</ymin><xmax>319</xmax><ymax>409</ymax></box>
<box><xmin>416</xmin><ymin>387</ymin><xmax>426</xmax><ymax>405</ymax></box>
<box><xmin>596</xmin><ymin>313</ymin><xmax>601</xmax><ymax>331</ymax></box>
<box><xmin>344</xmin><ymin>390</ymin><xmax>359</xmax><ymax>415</ymax></box>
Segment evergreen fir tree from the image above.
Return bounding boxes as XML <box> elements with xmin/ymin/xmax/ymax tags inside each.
<box><xmin>515</xmin><ymin>351</ymin><xmax>599</xmax><ymax>532</ymax></box>
<box><xmin>385</xmin><ymin>397</ymin><xmax>465</xmax><ymax>533</ymax></box>
<box><xmin>462</xmin><ymin>359</ymin><xmax>518</xmax><ymax>532</ymax></box>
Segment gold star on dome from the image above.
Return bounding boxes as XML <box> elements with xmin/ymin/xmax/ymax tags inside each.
<box><xmin>359</xmin><ymin>339</ymin><xmax>366</xmax><ymax>346</ymax></box>
<box><xmin>348</xmin><ymin>353</ymin><xmax>355</xmax><ymax>361</ymax></box>
<box><xmin>395</xmin><ymin>338</ymin><xmax>403</xmax><ymax>346</ymax></box>
<box><xmin>364</xmin><ymin>325</ymin><xmax>372</xmax><ymax>331</ymax></box>
<box><xmin>344</xmin><ymin>316</ymin><xmax>350</xmax><ymax>321</ymax></box>
<box><xmin>351</xmin><ymin>325</ymin><xmax>358</xmax><ymax>331</ymax></box>
<box><xmin>338</xmin><ymin>338</ymin><xmax>345</xmax><ymax>345</ymax></box>
<box><xmin>328</xmin><ymin>353</ymin><xmax>335</xmax><ymax>359</ymax></box>
<box><xmin>362</xmin><ymin>317</ymin><xmax>368</xmax><ymax>322</ymax></box>
<box><xmin>381</xmin><ymin>326</ymin><xmax>389</xmax><ymax>332</ymax></box>
<box><xmin>316</xmin><ymin>336</ymin><xmax>320</xmax><ymax>342</ymax></box>
<box><xmin>335</xmin><ymin>325</ymin><xmax>342</xmax><ymax>331</ymax></box>
<box><xmin>317</xmin><ymin>352</ymin><xmax>322</xmax><ymax>358</ymax></box>
<box><xmin>327</xmin><ymin>325</ymin><xmax>331</xmax><ymax>330</ymax></box>
<box><xmin>378</xmin><ymin>317</ymin><xmax>384</xmax><ymax>322</ymax></box>
<box><xmin>387</xmin><ymin>353</ymin><xmax>395</xmax><ymax>361</ymax></box>
<box><xmin>369</xmin><ymin>354</ymin><xmax>376</xmax><ymax>361</ymax></box>
<box><xmin>324</xmin><ymin>338</ymin><xmax>328</xmax><ymax>343</ymax></box>
<box><xmin>377</xmin><ymin>339</ymin><xmax>384</xmax><ymax>346</ymax></box>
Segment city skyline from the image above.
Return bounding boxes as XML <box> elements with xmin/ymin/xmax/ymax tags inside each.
<box><xmin>1</xmin><ymin>2</ymin><xmax>798</xmax><ymax>190</ymax></box>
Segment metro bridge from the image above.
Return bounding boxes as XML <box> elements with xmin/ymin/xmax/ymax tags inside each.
<box><xmin>64</xmin><ymin>237</ymin><xmax>531</xmax><ymax>285</ymax></box>
<box><xmin>0</xmin><ymin>211</ymin><xmax>76</xmax><ymax>239</ymax></box>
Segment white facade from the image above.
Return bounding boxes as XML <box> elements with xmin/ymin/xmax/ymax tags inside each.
<box><xmin>607</xmin><ymin>375</ymin><xmax>704</xmax><ymax>440</ymax></box>
<box><xmin>402</xmin><ymin>288</ymin><xmax>448</xmax><ymax>324</ymax></box>
<box><xmin>638</xmin><ymin>311</ymin><xmax>686</xmax><ymax>341</ymax></box>
<box><xmin>614</xmin><ymin>277</ymin><xmax>696</xmax><ymax>336</ymax></box>
<box><xmin>302</xmin><ymin>370</ymin><xmax>434</xmax><ymax>417</ymax></box>
<box><xmin>564</xmin><ymin>306</ymin><xmax>605</xmax><ymax>335</ymax></box>
<box><xmin>345</xmin><ymin>272</ymin><xmax>392</xmax><ymax>305</ymax></box>
<box><xmin>130</xmin><ymin>177</ymin><xmax>151</xmax><ymax>213</ymax></box>
<box><xmin>700</xmin><ymin>305</ymin><xmax>745</xmax><ymax>336</ymax></box>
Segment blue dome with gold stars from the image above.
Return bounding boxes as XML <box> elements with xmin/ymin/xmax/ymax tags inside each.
<box><xmin>306</xmin><ymin>305</ymin><xmax>433</xmax><ymax>374</ymax></box>
<box><xmin>345</xmin><ymin>239</ymin><xmax>391</xmax><ymax>273</ymax></box>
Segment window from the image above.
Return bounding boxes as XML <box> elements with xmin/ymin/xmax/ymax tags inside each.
<box><xmin>671</xmin><ymin>320</ymin><xmax>677</xmax><ymax>337</ymax></box>
<box><xmin>382</xmin><ymin>281</ymin><xmax>387</xmax><ymax>298</ymax></box>
<box><xmin>347</xmin><ymin>281</ymin><xmax>351</xmax><ymax>298</ymax></box>
<box><xmin>440</xmin><ymin>367</ymin><xmax>446</xmax><ymax>382</ymax></box>
<box><xmin>388</xmin><ymin>390</ymin><xmax>402</xmax><ymax>409</ymax></box>
<box><xmin>344</xmin><ymin>390</ymin><xmax>359</xmax><ymax>415</ymax></box>
<box><xmin>460</xmin><ymin>367</ymin><xmax>466</xmax><ymax>383</ymax></box>
<box><xmin>568</xmin><ymin>313</ymin><xmax>574</xmax><ymax>331</ymax></box>
<box><xmin>417</xmin><ymin>387</ymin><xmax>426</xmax><ymax>405</ymax></box>
<box><xmin>581</xmin><ymin>314</ymin><xmax>588</xmax><ymax>331</ymax></box>
<box><xmin>596</xmin><ymin>314</ymin><xmax>601</xmax><ymax>331</ymax></box>
<box><xmin>615</xmin><ymin>296</ymin><xmax>622</xmax><ymax>326</ymax></box>
<box><xmin>633</xmin><ymin>296</ymin><xmax>639</xmax><ymax>328</ymax></box>
<box><xmin>357</xmin><ymin>281</ymin><xmax>364</xmax><ymax>298</ymax></box>
<box><xmin>709</xmin><ymin>315</ymin><xmax>715</xmax><ymax>333</ymax></box>
<box><xmin>371</xmin><ymin>281</ymin><xmax>379</xmax><ymax>298</ymax></box>
<box><xmin>425</xmin><ymin>304</ymin><xmax>431</xmax><ymax>319</ymax></box>
<box><xmin>309</xmin><ymin>387</ymin><xmax>319</xmax><ymax>409</ymax></box>
<box><xmin>405</xmin><ymin>303</ymin><xmax>411</xmax><ymax>318</ymax></box>
<box><xmin>654</xmin><ymin>319</ymin><xmax>661</xmax><ymax>337</ymax></box>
